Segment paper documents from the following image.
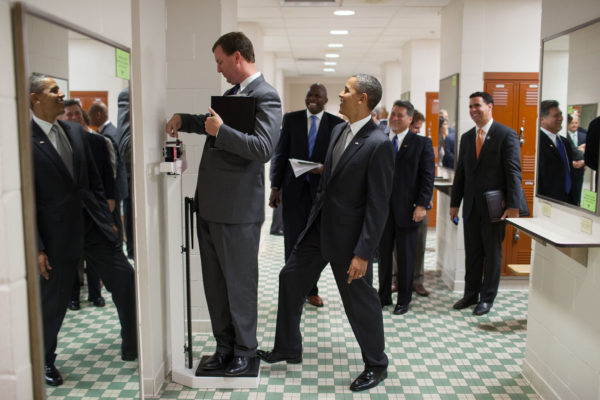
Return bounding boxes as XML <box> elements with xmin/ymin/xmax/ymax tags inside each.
<box><xmin>289</xmin><ymin>158</ymin><xmax>323</xmax><ymax>178</ymax></box>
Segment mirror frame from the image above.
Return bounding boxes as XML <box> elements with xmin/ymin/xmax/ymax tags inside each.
<box><xmin>438</xmin><ymin>73</ymin><xmax>459</xmax><ymax>170</ymax></box>
<box><xmin>11</xmin><ymin>3</ymin><xmax>140</xmax><ymax>398</ymax></box>
<box><xmin>538</xmin><ymin>16</ymin><xmax>600</xmax><ymax>215</ymax></box>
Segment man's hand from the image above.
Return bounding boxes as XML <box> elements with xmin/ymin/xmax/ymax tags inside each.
<box><xmin>573</xmin><ymin>160</ymin><xmax>585</xmax><ymax>169</ymax></box>
<box><xmin>347</xmin><ymin>255</ymin><xmax>368</xmax><ymax>284</ymax></box>
<box><xmin>38</xmin><ymin>251</ymin><xmax>52</xmax><ymax>280</ymax></box>
<box><xmin>501</xmin><ymin>207</ymin><xmax>519</xmax><ymax>220</ymax></box>
<box><xmin>449</xmin><ymin>207</ymin><xmax>459</xmax><ymax>221</ymax></box>
<box><xmin>111</xmin><ymin>223</ymin><xmax>119</xmax><ymax>237</ymax></box>
<box><xmin>165</xmin><ymin>114</ymin><xmax>182</xmax><ymax>138</ymax></box>
<box><xmin>107</xmin><ymin>199</ymin><xmax>116</xmax><ymax>212</ymax></box>
<box><xmin>204</xmin><ymin>107</ymin><xmax>223</xmax><ymax>136</ymax></box>
<box><xmin>308</xmin><ymin>165</ymin><xmax>324</xmax><ymax>175</ymax></box>
<box><xmin>269</xmin><ymin>188</ymin><xmax>281</xmax><ymax>208</ymax></box>
<box><xmin>413</xmin><ymin>205</ymin><xmax>427</xmax><ymax>222</ymax></box>
<box><xmin>578</xmin><ymin>143</ymin><xmax>586</xmax><ymax>152</ymax></box>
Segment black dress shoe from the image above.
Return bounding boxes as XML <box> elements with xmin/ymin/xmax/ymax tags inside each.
<box><xmin>453</xmin><ymin>296</ymin><xmax>478</xmax><ymax>310</ymax></box>
<box><xmin>45</xmin><ymin>364</ymin><xmax>63</xmax><ymax>386</ymax></box>
<box><xmin>88</xmin><ymin>296</ymin><xmax>105</xmax><ymax>307</ymax></box>
<box><xmin>256</xmin><ymin>349</ymin><xmax>302</xmax><ymax>364</ymax></box>
<box><xmin>225</xmin><ymin>356</ymin><xmax>250</xmax><ymax>376</ymax></box>
<box><xmin>393</xmin><ymin>304</ymin><xmax>409</xmax><ymax>315</ymax></box>
<box><xmin>473</xmin><ymin>302</ymin><xmax>493</xmax><ymax>316</ymax></box>
<box><xmin>350</xmin><ymin>367</ymin><xmax>387</xmax><ymax>391</ymax></box>
<box><xmin>201</xmin><ymin>351</ymin><xmax>233</xmax><ymax>370</ymax></box>
<box><xmin>68</xmin><ymin>300</ymin><xmax>80</xmax><ymax>311</ymax></box>
<box><xmin>121</xmin><ymin>351</ymin><xmax>138</xmax><ymax>361</ymax></box>
<box><xmin>380</xmin><ymin>297</ymin><xmax>393</xmax><ymax>308</ymax></box>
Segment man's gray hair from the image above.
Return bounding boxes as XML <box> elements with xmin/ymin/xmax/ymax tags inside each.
<box><xmin>29</xmin><ymin>72</ymin><xmax>48</xmax><ymax>94</ymax></box>
<box><xmin>352</xmin><ymin>73</ymin><xmax>382</xmax><ymax>111</ymax></box>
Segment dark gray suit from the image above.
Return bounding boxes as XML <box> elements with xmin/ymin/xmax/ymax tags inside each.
<box><xmin>272</xmin><ymin>119</ymin><xmax>394</xmax><ymax>368</ymax></box>
<box><xmin>178</xmin><ymin>74</ymin><xmax>281</xmax><ymax>357</ymax></box>
<box><xmin>450</xmin><ymin>121</ymin><xmax>521</xmax><ymax>303</ymax></box>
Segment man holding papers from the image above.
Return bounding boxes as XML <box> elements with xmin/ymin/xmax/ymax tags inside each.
<box><xmin>269</xmin><ymin>84</ymin><xmax>344</xmax><ymax>308</ymax></box>
<box><xmin>165</xmin><ymin>32</ymin><xmax>281</xmax><ymax>376</ymax></box>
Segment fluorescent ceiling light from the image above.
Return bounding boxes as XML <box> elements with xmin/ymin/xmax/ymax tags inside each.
<box><xmin>323</xmin><ymin>68</ymin><xmax>335</xmax><ymax>72</ymax></box>
<box><xmin>330</xmin><ymin>30</ymin><xmax>349</xmax><ymax>35</ymax></box>
<box><xmin>334</xmin><ymin>10</ymin><xmax>355</xmax><ymax>16</ymax></box>
<box><xmin>324</xmin><ymin>61</ymin><xmax>337</xmax><ymax>66</ymax></box>
<box><xmin>328</xmin><ymin>43</ymin><xmax>344</xmax><ymax>48</ymax></box>
<box><xmin>325</xmin><ymin>53</ymin><xmax>340</xmax><ymax>58</ymax></box>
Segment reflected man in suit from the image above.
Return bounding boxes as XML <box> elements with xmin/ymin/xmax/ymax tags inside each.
<box><xmin>377</xmin><ymin>101</ymin><xmax>434</xmax><ymax>315</ymax></box>
<box><xmin>269</xmin><ymin>83</ymin><xmax>344</xmax><ymax>308</ymax></box>
<box><xmin>165</xmin><ymin>32</ymin><xmax>282</xmax><ymax>376</ymax></box>
<box><xmin>450</xmin><ymin>92</ymin><xmax>522</xmax><ymax>316</ymax></box>
<box><xmin>566</xmin><ymin>113</ymin><xmax>586</xmax><ymax>205</ymax></box>
<box><xmin>538</xmin><ymin>100</ymin><xmax>576</xmax><ymax>205</ymax></box>
<box><xmin>30</xmin><ymin>74</ymin><xmax>137</xmax><ymax>386</ymax></box>
<box><xmin>258</xmin><ymin>74</ymin><xmax>394</xmax><ymax>392</ymax></box>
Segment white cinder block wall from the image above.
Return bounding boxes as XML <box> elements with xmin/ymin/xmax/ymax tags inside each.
<box><xmin>523</xmin><ymin>1</ymin><xmax>600</xmax><ymax>399</ymax></box>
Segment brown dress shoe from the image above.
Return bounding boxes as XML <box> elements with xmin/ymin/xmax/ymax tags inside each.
<box><xmin>307</xmin><ymin>295</ymin><xmax>324</xmax><ymax>307</ymax></box>
<box><xmin>413</xmin><ymin>284</ymin><xmax>430</xmax><ymax>297</ymax></box>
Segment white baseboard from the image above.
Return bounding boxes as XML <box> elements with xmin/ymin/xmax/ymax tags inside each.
<box><xmin>522</xmin><ymin>359</ymin><xmax>561</xmax><ymax>400</ymax></box>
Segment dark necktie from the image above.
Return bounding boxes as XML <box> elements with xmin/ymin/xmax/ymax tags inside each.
<box><xmin>51</xmin><ymin>124</ymin><xmax>74</xmax><ymax>177</ymax></box>
<box><xmin>331</xmin><ymin>124</ymin><xmax>351</xmax><ymax>171</ymax></box>
<box><xmin>555</xmin><ymin>136</ymin><xmax>572</xmax><ymax>194</ymax></box>
<box><xmin>308</xmin><ymin>115</ymin><xmax>317</xmax><ymax>158</ymax></box>
<box><xmin>392</xmin><ymin>134</ymin><xmax>399</xmax><ymax>156</ymax></box>
<box><xmin>231</xmin><ymin>84</ymin><xmax>240</xmax><ymax>95</ymax></box>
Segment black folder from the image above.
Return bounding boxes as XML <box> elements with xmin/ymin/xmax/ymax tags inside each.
<box><xmin>484</xmin><ymin>188</ymin><xmax>530</xmax><ymax>222</ymax></box>
<box><xmin>211</xmin><ymin>95</ymin><xmax>256</xmax><ymax>134</ymax></box>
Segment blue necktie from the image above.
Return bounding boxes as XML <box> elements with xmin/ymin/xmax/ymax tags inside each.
<box><xmin>392</xmin><ymin>134</ymin><xmax>399</xmax><ymax>156</ymax></box>
<box><xmin>555</xmin><ymin>136</ymin><xmax>572</xmax><ymax>194</ymax></box>
<box><xmin>231</xmin><ymin>84</ymin><xmax>240</xmax><ymax>95</ymax></box>
<box><xmin>308</xmin><ymin>115</ymin><xmax>317</xmax><ymax>158</ymax></box>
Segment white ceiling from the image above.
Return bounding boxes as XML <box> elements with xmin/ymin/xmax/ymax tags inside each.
<box><xmin>238</xmin><ymin>0</ymin><xmax>450</xmax><ymax>78</ymax></box>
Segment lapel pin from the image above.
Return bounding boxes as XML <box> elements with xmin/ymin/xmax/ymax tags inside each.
<box><xmin>354</xmin><ymin>142</ymin><xmax>359</xmax><ymax>145</ymax></box>
<box><xmin>403</xmin><ymin>144</ymin><xmax>408</xmax><ymax>148</ymax></box>
<box><xmin>39</xmin><ymin>140</ymin><xmax>45</xmax><ymax>144</ymax></box>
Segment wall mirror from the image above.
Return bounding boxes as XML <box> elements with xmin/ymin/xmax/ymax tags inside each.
<box><xmin>538</xmin><ymin>17</ymin><xmax>600</xmax><ymax>214</ymax></box>
<box><xmin>438</xmin><ymin>73</ymin><xmax>459</xmax><ymax>170</ymax></box>
<box><xmin>12</xmin><ymin>4</ymin><xmax>141</xmax><ymax>398</ymax></box>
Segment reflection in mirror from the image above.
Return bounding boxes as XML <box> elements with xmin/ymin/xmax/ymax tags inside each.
<box><xmin>21</xmin><ymin>11</ymin><xmax>140</xmax><ymax>397</ymax></box>
<box><xmin>539</xmin><ymin>18</ymin><xmax>600</xmax><ymax>213</ymax></box>
<box><xmin>438</xmin><ymin>74</ymin><xmax>459</xmax><ymax>170</ymax></box>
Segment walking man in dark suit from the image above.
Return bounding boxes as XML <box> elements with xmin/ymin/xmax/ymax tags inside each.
<box><xmin>450</xmin><ymin>91</ymin><xmax>522</xmax><ymax>316</ymax></box>
<box><xmin>257</xmin><ymin>74</ymin><xmax>394</xmax><ymax>392</ymax></box>
<box><xmin>30</xmin><ymin>74</ymin><xmax>138</xmax><ymax>386</ymax></box>
<box><xmin>537</xmin><ymin>100</ymin><xmax>577</xmax><ymax>205</ymax></box>
<box><xmin>269</xmin><ymin>83</ymin><xmax>344</xmax><ymax>308</ymax></box>
<box><xmin>566</xmin><ymin>113</ymin><xmax>586</xmax><ymax>205</ymax></box>
<box><xmin>378</xmin><ymin>101</ymin><xmax>434</xmax><ymax>314</ymax></box>
<box><xmin>165</xmin><ymin>32</ymin><xmax>281</xmax><ymax>376</ymax></box>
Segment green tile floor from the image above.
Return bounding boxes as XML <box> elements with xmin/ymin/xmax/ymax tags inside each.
<box><xmin>48</xmin><ymin>227</ymin><xmax>538</xmax><ymax>399</ymax></box>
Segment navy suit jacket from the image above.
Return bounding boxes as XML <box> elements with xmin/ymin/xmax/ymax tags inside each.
<box><xmin>88</xmin><ymin>132</ymin><xmax>115</xmax><ymax>200</ymax></box>
<box><xmin>299</xmin><ymin>120</ymin><xmax>395</xmax><ymax>266</ymax></box>
<box><xmin>99</xmin><ymin>122</ymin><xmax>128</xmax><ymax>200</ymax></box>
<box><xmin>389</xmin><ymin>133</ymin><xmax>435</xmax><ymax>227</ymax></box>
<box><xmin>32</xmin><ymin>119</ymin><xmax>116</xmax><ymax>264</ymax></box>
<box><xmin>584</xmin><ymin>117</ymin><xmax>599</xmax><ymax>171</ymax></box>
<box><xmin>451</xmin><ymin>121</ymin><xmax>522</xmax><ymax>219</ymax></box>
<box><xmin>270</xmin><ymin>110</ymin><xmax>344</xmax><ymax>202</ymax></box>
<box><xmin>537</xmin><ymin>131</ymin><xmax>576</xmax><ymax>204</ymax></box>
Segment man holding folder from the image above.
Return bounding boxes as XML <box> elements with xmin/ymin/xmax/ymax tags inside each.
<box><xmin>166</xmin><ymin>31</ymin><xmax>282</xmax><ymax>376</ymax></box>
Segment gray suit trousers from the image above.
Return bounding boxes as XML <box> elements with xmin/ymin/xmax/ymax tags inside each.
<box><xmin>197</xmin><ymin>216</ymin><xmax>262</xmax><ymax>357</ymax></box>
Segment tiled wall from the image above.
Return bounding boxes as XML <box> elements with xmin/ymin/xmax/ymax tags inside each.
<box><xmin>0</xmin><ymin>0</ymin><xmax>33</xmax><ymax>398</ymax></box>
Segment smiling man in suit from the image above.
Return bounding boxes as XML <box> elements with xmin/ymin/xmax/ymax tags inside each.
<box><xmin>450</xmin><ymin>91</ymin><xmax>522</xmax><ymax>316</ymax></box>
<box><xmin>30</xmin><ymin>74</ymin><xmax>137</xmax><ymax>386</ymax></box>
<box><xmin>538</xmin><ymin>100</ymin><xmax>576</xmax><ymax>205</ymax></box>
<box><xmin>269</xmin><ymin>83</ymin><xmax>345</xmax><ymax>308</ymax></box>
<box><xmin>377</xmin><ymin>101</ymin><xmax>434</xmax><ymax>315</ymax></box>
<box><xmin>165</xmin><ymin>31</ymin><xmax>281</xmax><ymax>376</ymax></box>
<box><xmin>258</xmin><ymin>74</ymin><xmax>394</xmax><ymax>392</ymax></box>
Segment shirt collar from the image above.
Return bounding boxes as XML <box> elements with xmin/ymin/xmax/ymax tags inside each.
<box><xmin>306</xmin><ymin>109</ymin><xmax>324</xmax><ymax>120</ymax></box>
<box><xmin>477</xmin><ymin>118</ymin><xmax>494</xmax><ymax>134</ymax></box>
<box><xmin>100</xmin><ymin>120</ymin><xmax>111</xmax><ymax>131</ymax></box>
<box><xmin>32</xmin><ymin>114</ymin><xmax>55</xmax><ymax>136</ymax></box>
<box><xmin>349</xmin><ymin>114</ymin><xmax>372</xmax><ymax>136</ymax></box>
<box><xmin>540</xmin><ymin>127</ymin><xmax>558</xmax><ymax>144</ymax></box>
<box><xmin>239</xmin><ymin>71</ymin><xmax>261</xmax><ymax>93</ymax></box>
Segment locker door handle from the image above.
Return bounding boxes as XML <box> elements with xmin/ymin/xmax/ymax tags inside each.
<box><xmin>513</xmin><ymin>228</ymin><xmax>520</xmax><ymax>241</ymax></box>
<box><xmin>519</xmin><ymin>127</ymin><xmax>525</xmax><ymax>147</ymax></box>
